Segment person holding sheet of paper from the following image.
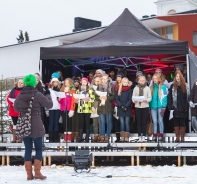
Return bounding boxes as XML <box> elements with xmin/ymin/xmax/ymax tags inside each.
<box><xmin>132</xmin><ymin>76</ymin><xmax>152</xmax><ymax>142</ymax></box>
<box><xmin>96</xmin><ymin>74</ymin><xmax>115</xmax><ymax>142</ymax></box>
<box><xmin>115</xmin><ymin>77</ymin><xmax>132</xmax><ymax>142</ymax></box>
<box><xmin>7</xmin><ymin>79</ymin><xmax>24</xmax><ymax>143</ymax></box>
<box><xmin>59</xmin><ymin>78</ymin><xmax>76</xmax><ymax>143</ymax></box>
<box><xmin>149</xmin><ymin>74</ymin><xmax>167</xmax><ymax>142</ymax></box>
<box><xmin>48</xmin><ymin>78</ymin><xmax>61</xmax><ymax>142</ymax></box>
<box><xmin>168</xmin><ymin>71</ymin><xmax>189</xmax><ymax>142</ymax></box>
<box><xmin>75</xmin><ymin>77</ymin><xmax>95</xmax><ymax>143</ymax></box>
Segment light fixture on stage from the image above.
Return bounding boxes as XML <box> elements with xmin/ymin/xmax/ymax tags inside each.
<box><xmin>72</xmin><ymin>150</ymin><xmax>92</xmax><ymax>173</ymax></box>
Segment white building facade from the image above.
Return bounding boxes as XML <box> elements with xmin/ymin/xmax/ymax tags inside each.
<box><xmin>155</xmin><ymin>0</ymin><xmax>197</xmax><ymax>15</ymax></box>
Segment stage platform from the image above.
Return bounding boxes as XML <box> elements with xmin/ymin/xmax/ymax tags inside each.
<box><xmin>1</xmin><ymin>133</ymin><xmax>197</xmax><ymax>167</ymax></box>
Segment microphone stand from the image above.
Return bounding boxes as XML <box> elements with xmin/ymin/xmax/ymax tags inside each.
<box><xmin>64</xmin><ymin>92</ymin><xmax>69</xmax><ymax>166</ymax></box>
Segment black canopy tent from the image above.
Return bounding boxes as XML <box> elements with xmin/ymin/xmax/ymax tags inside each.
<box><xmin>40</xmin><ymin>8</ymin><xmax>188</xmax><ymax>83</ymax></box>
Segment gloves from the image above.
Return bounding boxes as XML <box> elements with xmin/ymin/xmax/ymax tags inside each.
<box><xmin>68</xmin><ymin>110</ymin><xmax>74</xmax><ymax>118</ymax></box>
<box><xmin>121</xmin><ymin>105</ymin><xmax>127</xmax><ymax>112</ymax></box>
<box><xmin>189</xmin><ymin>101</ymin><xmax>195</xmax><ymax>108</ymax></box>
<box><xmin>160</xmin><ymin>108</ymin><xmax>166</xmax><ymax>117</ymax></box>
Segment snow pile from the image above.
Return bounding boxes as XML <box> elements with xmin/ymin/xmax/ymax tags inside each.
<box><xmin>0</xmin><ymin>165</ymin><xmax>197</xmax><ymax>183</ymax></box>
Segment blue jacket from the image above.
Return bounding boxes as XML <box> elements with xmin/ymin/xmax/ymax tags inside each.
<box><xmin>149</xmin><ymin>83</ymin><xmax>167</xmax><ymax>109</ymax></box>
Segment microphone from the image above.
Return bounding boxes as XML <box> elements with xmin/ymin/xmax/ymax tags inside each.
<box><xmin>158</xmin><ymin>80</ymin><xmax>161</xmax><ymax>84</ymax></box>
<box><xmin>107</xmin><ymin>79</ymin><xmax>110</xmax><ymax>83</ymax></box>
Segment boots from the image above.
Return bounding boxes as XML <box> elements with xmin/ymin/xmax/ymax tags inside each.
<box><xmin>11</xmin><ymin>127</ymin><xmax>17</xmax><ymax>143</ymax></box>
<box><xmin>54</xmin><ymin>132</ymin><xmax>59</xmax><ymax>142</ymax></box>
<box><xmin>174</xmin><ymin>126</ymin><xmax>180</xmax><ymax>142</ymax></box>
<box><xmin>34</xmin><ymin>159</ymin><xmax>46</xmax><ymax>180</ymax></box>
<box><xmin>78</xmin><ymin>129</ymin><xmax>84</xmax><ymax>142</ymax></box>
<box><xmin>99</xmin><ymin>136</ymin><xmax>105</xmax><ymax>142</ymax></box>
<box><xmin>71</xmin><ymin>132</ymin><xmax>75</xmax><ymax>142</ymax></box>
<box><xmin>115</xmin><ymin>132</ymin><xmax>120</xmax><ymax>143</ymax></box>
<box><xmin>158</xmin><ymin>133</ymin><xmax>163</xmax><ymax>142</ymax></box>
<box><xmin>63</xmin><ymin>132</ymin><xmax>72</xmax><ymax>142</ymax></box>
<box><xmin>17</xmin><ymin>137</ymin><xmax>22</xmax><ymax>143</ymax></box>
<box><xmin>97</xmin><ymin>135</ymin><xmax>101</xmax><ymax>142</ymax></box>
<box><xmin>104</xmin><ymin>136</ymin><xmax>109</xmax><ymax>143</ymax></box>
<box><xmin>93</xmin><ymin>134</ymin><xmax>99</xmax><ymax>142</ymax></box>
<box><xmin>85</xmin><ymin>129</ymin><xmax>90</xmax><ymax>143</ymax></box>
<box><xmin>152</xmin><ymin>133</ymin><xmax>157</xmax><ymax>142</ymax></box>
<box><xmin>180</xmin><ymin>126</ymin><xmax>186</xmax><ymax>142</ymax></box>
<box><xmin>75</xmin><ymin>132</ymin><xmax>79</xmax><ymax>142</ymax></box>
<box><xmin>120</xmin><ymin>132</ymin><xmax>125</xmax><ymax>142</ymax></box>
<box><xmin>125</xmin><ymin>132</ymin><xmax>130</xmax><ymax>142</ymax></box>
<box><xmin>24</xmin><ymin>161</ymin><xmax>34</xmax><ymax>180</ymax></box>
<box><xmin>49</xmin><ymin>131</ymin><xmax>53</xmax><ymax>142</ymax></box>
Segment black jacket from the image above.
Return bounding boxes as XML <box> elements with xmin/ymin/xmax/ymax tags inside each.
<box><xmin>189</xmin><ymin>82</ymin><xmax>197</xmax><ymax>116</ymax></box>
<box><xmin>115</xmin><ymin>88</ymin><xmax>133</xmax><ymax>117</ymax></box>
<box><xmin>168</xmin><ymin>84</ymin><xmax>188</xmax><ymax>118</ymax></box>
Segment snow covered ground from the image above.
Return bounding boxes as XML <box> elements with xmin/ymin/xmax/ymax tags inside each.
<box><xmin>0</xmin><ymin>165</ymin><xmax>197</xmax><ymax>183</ymax></box>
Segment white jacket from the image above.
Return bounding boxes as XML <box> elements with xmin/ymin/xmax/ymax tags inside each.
<box><xmin>49</xmin><ymin>89</ymin><xmax>60</xmax><ymax>110</ymax></box>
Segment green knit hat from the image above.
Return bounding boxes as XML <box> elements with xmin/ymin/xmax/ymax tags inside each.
<box><xmin>23</xmin><ymin>74</ymin><xmax>37</xmax><ymax>87</ymax></box>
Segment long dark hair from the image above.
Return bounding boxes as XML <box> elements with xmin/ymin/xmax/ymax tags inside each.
<box><xmin>173</xmin><ymin>71</ymin><xmax>186</xmax><ymax>93</ymax></box>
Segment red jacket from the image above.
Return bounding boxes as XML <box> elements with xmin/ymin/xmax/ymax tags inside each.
<box><xmin>7</xmin><ymin>89</ymin><xmax>21</xmax><ymax>117</ymax></box>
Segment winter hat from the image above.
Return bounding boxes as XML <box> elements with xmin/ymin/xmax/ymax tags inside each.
<box><xmin>51</xmin><ymin>72</ymin><xmax>60</xmax><ymax>79</ymax></box>
<box><xmin>23</xmin><ymin>74</ymin><xmax>37</xmax><ymax>87</ymax></box>
<box><xmin>73</xmin><ymin>77</ymin><xmax>80</xmax><ymax>83</ymax></box>
<box><xmin>155</xmin><ymin>68</ymin><xmax>162</xmax><ymax>73</ymax></box>
<box><xmin>116</xmin><ymin>72</ymin><xmax>124</xmax><ymax>78</ymax></box>
<box><xmin>82</xmin><ymin>77</ymin><xmax>88</xmax><ymax>84</ymax></box>
<box><xmin>174</xmin><ymin>64</ymin><xmax>184</xmax><ymax>72</ymax></box>
<box><xmin>95</xmin><ymin>69</ymin><xmax>105</xmax><ymax>76</ymax></box>
<box><xmin>136</xmin><ymin>71</ymin><xmax>143</xmax><ymax>77</ymax></box>
<box><xmin>51</xmin><ymin>78</ymin><xmax>59</xmax><ymax>84</ymax></box>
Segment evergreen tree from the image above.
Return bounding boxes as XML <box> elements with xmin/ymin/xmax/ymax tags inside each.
<box><xmin>25</xmin><ymin>31</ymin><xmax>30</xmax><ymax>42</ymax></box>
<box><xmin>16</xmin><ymin>30</ymin><xmax>24</xmax><ymax>43</ymax></box>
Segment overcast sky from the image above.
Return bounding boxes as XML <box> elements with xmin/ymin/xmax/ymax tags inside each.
<box><xmin>0</xmin><ymin>0</ymin><xmax>157</xmax><ymax>47</ymax></box>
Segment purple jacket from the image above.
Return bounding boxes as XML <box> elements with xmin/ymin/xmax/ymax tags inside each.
<box><xmin>14</xmin><ymin>87</ymin><xmax>53</xmax><ymax>138</ymax></box>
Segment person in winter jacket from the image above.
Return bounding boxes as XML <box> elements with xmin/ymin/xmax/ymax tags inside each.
<box><xmin>113</xmin><ymin>72</ymin><xmax>124</xmax><ymax>142</ymax></box>
<box><xmin>14</xmin><ymin>74</ymin><xmax>53</xmax><ymax>180</ymax></box>
<box><xmin>91</xmin><ymin>77</ymin><xmax>101</xmax><ymax>142</ymax></box>
<box><xmin>132</xmin><ymin>76</ymin><xmax>152</xmax><ymax>142</ymax></box>
<box><xmin>115</xmin><ymin>77</ymin><xmax>132</xmax><ymax>142</ymax></box>
<box><xmin>7</xmin><ymin>79</ymin><xmax>24</xmax><ymax>143</ymax></box>
<box><xmin>149</xmin><ymin>74</ymin><xmax>167</xmax><ymax>141</ymax></box>
<box><xmin>48</xmin><ymin>78</ymin><xmax>61</xmax><ymax>142</ymax></box>
<box><xmin>168</xmin><ymin>71</ymin><xmax>189</xmax><ymax>142</ymax></box>
<box><xmin>75</xmin><ymin>77</ymin><xmax>95</xmax><ymax>142</ymax></box>
<box><xmin>96</xmin><ymin>74</ymin><xmax>115</xmax><ymax>142</ymax></box>
<box><xmin>59</xmin><ymin>78</ymin><xmax>76</xmax><ymax>142</ymax></box>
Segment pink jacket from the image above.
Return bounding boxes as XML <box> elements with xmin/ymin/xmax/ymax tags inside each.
<box><xmin>59</xmin><ymin>90</ymin><xmax>76</xmax><ymax>111</ymax></box>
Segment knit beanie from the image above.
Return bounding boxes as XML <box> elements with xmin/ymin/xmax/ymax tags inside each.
<box><xmin>82</xmin><ymin>77</ymin><xmax>88</xmax><ymax>84</ymax></box>
<box><xmin>116</xmin><ymin>72</ymin><xmax>124</xmax><ymax>78</ymax></box>
<box><xmin>51</xmin><ymin>78</ymin><xmax>59</xmax><ymax>84</ymax></box>
<box><xmin>174</xmin><ymin>64</ymin><xmax>184</xmax><ymax>72</ymax></box>
<box><xmin>23</xmin><ymin>74</ymin><xmax>37</xmax><ymax>87</ymax></box>
<box><xmin>51</xmin><ymin>72</ymin><xmax>60</xmax><ymax>78</ymax></box>
<box><xmin>95</xmin><ymin>69</ymin><xmax>105</xmax><ymax>76</ymax></box>
<box><xmin>155</xmin><ymin>68</ymin><xmax>162</xmax><ymax>73</ymax></box>
<box><xmin>136</xmin><ymin>71</ymin><xmax>143</xmax><ymax>77</ymax></box>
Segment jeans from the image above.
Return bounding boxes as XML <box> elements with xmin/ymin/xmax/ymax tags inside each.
<box><xmin>49</xmin><ymin>110</ymin><xmax>60</xmax><ymax>132</ymax></box>
<box><xmin>119</xmin><ymin>116</ymin><xmax>130</xmax><ymax>132</ymax></box>
<box><xmin>23</xmin><ymin>137</ymin><xmax>43</xmax><ymax>161</ymax></box>
<box><xmin>151</xmin><ymin>109</ymin><xmax>164</xmax><ymax>134</ymax></box>
<box><xmin>99</xmin><ymin>114</ymin><xmax>112</xmax><ymax>137</ymax></box>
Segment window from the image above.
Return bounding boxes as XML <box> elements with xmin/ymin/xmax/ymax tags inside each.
<box><xmin>154</xmin><ymin>28</ymin><xmax>160</xmax><ymax>35</ymax></box>
<box><xmin>193</xmin><ymin>32</ymin><xmax>197</xmax><ymax>46</ymax></box>
<box><xmin>167</xmin><ymin>26</ymin><xmax>173</xmax><ymax>39</ymax></box>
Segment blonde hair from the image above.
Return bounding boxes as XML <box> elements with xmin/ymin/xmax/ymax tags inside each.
<box><xmin>138</xmin><ymin>76</ymin><xmax>146</xmax><ymax>83</ymax></box>
<box><xmin>51</xmin><ymin>80</ymin><xmax>61</xmax><ymax>90</ymax></box>
<box><xmin>118</xmin><ymin>77</ymin><xmax>131</xmax><ymax>95</ymax></box>
<box><xmin>150</xmin><ymin>74</ymin><xmax>162</xmax><ymax>97</ymax></box>
<box><xmin>60</xmin><ymin>78</ymin><xmax>73</xmax><ymax>92</ymax></box>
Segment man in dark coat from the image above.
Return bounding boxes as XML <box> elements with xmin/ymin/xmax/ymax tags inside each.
<box><xmin>14</xmin><ymin>74</ymin><xmax>52</xmax><ymax>180</ymax></box>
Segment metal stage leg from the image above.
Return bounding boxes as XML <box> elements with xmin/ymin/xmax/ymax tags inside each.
<box><xmin>43</xmin><ymin>156</ymin><xmax>46</xmax><ymax>166</ymax></box>
<box><xmin>2</xmin><ymin>156</ymin><xmax>5</xmax><ymax>166</ymax></box>
<box><xmin>48</xmin><ymin>156</ymin><xmax>51</xmax><ymax>166</ymax></box>
<box><xmin>6</xmin><ymin>156</ymin><xmax>10</xmax><ymax>166</ymax></box>
<box><xmin>178</xmin><ymin>156</ymin><xmax>181</xmax><ymax>167</ymax></box>
<box><xmin>131</xmin><ymin>156</ymin><xmax>134</xmax><ymax>166</ymax></box>
<box><xmin>92</xmin><ymin>156</ymin><xmax>95</xmax><ymax>167</ymax></box>
<box><xmin>183</xmin><ymin>156</ymin><xmax>186</xmax><ymax>165</ymax></box>
<box><xmin>137</xmin><ymin>156</ymin><xmax>140</xmax><ymax>166</ymax></box>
